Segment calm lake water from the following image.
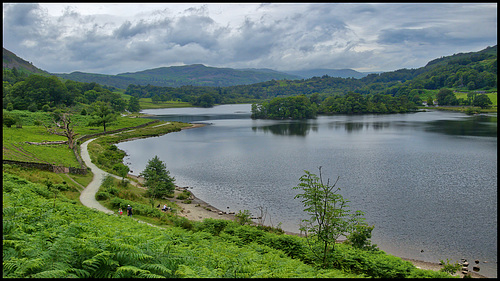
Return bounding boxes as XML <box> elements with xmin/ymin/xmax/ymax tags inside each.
<box><xmin>117</xmin><ymin>104</ymin><xmax>497</xmax><ymax>277</ymax></box>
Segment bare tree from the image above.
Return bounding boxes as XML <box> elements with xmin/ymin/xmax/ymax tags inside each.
<box><xmin>44</xmin><ymin>111</ymin><xmax>79</xmax><ymax>150</ymax></box>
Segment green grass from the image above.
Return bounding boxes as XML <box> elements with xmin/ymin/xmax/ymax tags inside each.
<box><xmin>3</xmin><ymin>125</ymin><xmax>81</xmax><ymax>167</ymax></box>
<box><xmin>139</xmin><ymin>98</ymin><xmax>192</xmax><ymax>109</ymax></box>
<box><xmin>2</xmin><ymin>110</ymin><xmax>157</xmax><ymax>167</ymax></box>
<box><xmin>2</xmin><ymin>163</ymin><xmax>91</xmax><ymax>202</ymax></box>
<box><xmin>454</xmin><ymin>91</ymin><xmax>497</xmax><ymax>106</ymax></box>
<box><xmin>3</xmin><ymin>172</ymin><xmax>455</xmax><ymax>278</ymax></box>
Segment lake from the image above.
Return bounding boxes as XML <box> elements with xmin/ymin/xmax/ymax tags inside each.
<box><xmin>117</xmin><ymin>104</ymin><xmax>497</xmax><ymax>277</ymax></box>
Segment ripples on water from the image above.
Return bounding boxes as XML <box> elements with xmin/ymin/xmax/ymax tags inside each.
<box><xmin>118</xmin><ymin>105</ymin><xmax>497</xmax><ymax>277</ymax></box>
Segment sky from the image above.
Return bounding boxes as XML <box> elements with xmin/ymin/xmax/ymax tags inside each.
<box><xmin>2</xmin><ymin>2</ymin><xmax>497</xmax><ymax>75</ymax></box>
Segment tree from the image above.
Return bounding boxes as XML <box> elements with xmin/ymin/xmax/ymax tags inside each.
<box><xmin>426</xmin><ymin>96</ymin><xmax>434</xmax><ymax>106</ymax></box>
<box><xmin>44</xmin><ymin>111</ymin><xmax>79</xmax><ymax>149</ymax></box>
<box><xmin>113</xmin><ymin>163</ymin><xmax>130</xmax><ymax>186</ymax></box>
<box><xmin>436</xmin><ymin>88</ymin><xmax>457</xmax><ymax>105</ymax></box>
<box><xmin>140</xmin><ymin>156</ymin><xmax>175</xmax><ymax>201</ymax></box>
<box><xmin>472</xmin><ymin>94</ymin><xmax>493</xmax><ymax>109</ymax></box>
<box><xmin>293</xmin><ymin>167</ymin><xmax>366</xmax><ymax>267</ymax></box>
<box><xmin>88</xmin><ymin>101</ymin><xmax>117</xmax><ymax>132</ymax></box>
<box><xmin>3</xmin><ymin>113</ymin><xmax>16</xmax><ymax>127</ymax></box>
<box><xmin>127</xmin><ymin>96</ymin><xmax>141</xmax><ymax>112</ymax></box>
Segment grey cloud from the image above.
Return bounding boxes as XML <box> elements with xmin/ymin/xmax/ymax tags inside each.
<box><xmin>2</xmin><ymin>3</ymin><xmax>496</xmax><ymax>74</ymax></box>
<box><xmin>168</xmin><ymin>14</ymin><xmax>221</xmax><ymax>49</ymax></box>
<box><xmin>113</xmin><ymin>18</ymin><xmax>171</xmax><ymax>39</ymax></box>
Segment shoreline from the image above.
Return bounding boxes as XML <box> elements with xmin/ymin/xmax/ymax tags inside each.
<box><xmin>124</xmin><ymin>121</ymin><xmax>489</xmax><ymax>278</ymax></box>
<box><xmin>127</xmin><ymin>174</ymin><xmax>487</xmax><ymax>278</ymax></box>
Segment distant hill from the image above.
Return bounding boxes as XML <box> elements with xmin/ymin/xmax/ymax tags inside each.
<box><xmin>54</xmin><ymin>64</ymin><xmax>302</xmax><ymax>89</ymax></box>
<box><xmin>2</xmin><ymin>48</ymin><xmax>49</xmax><ymax>75</ymax></box>
<box><xmin>285</xmin><ymin>68</ymin><xmax>369</xmax><ymax>79</ymax></box>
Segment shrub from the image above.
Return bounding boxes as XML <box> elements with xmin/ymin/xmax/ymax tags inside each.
<box><xmin>105</xmin><ymin>186</ymin><xmax>120</xmax><ymax>196</ymax></box>
<box><xmin>176</xmin><ymin>190</ymin><xmax>191</xmax><ymax>200</ymax></box>
<box><xmin>198</xmin><ymin>218</ymin><xmax>230</xmax><ymax>236</ymax></box>
<box><xmin>96</xmin><ymin>191</ymin><xmax>111</xmax><ymax>201</ymax></box>
<box><xmin>235</xmin><ymin>209</ymin><xmax>252</xmax><ymax>225</ymax></box>
<box><xmin>3</xmin><ymin>114</ymin><xmax>16</xmax><ymax>127</ymax></box>
<box><xmin>101</xmin><ymin>174</ymin><xmax>115</xmax><ymax>189</ymax></box>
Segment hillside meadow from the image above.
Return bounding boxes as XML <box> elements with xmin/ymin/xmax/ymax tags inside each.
<box><xmin>3</xmin><ymin>172</ymin><xmax>455</xmax><ymax>278</ymax></box>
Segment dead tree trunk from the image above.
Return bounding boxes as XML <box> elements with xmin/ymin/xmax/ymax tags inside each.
<box><xmin>44</xmin><ymin>112</ymin><xmax>79</xmax><ymax>150</ymax></box>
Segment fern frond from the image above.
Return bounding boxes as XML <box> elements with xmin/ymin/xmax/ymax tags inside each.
<box><xmin>140</xmin><ymin>263</ymin><xmax>172</xmax><ymax>276</ymax></box>
<box><xmin>66</xmin><ymin>268</ymin><xmax>91</xmax><ymax>278</ymax></box>
<box><xmin>113</xmin><ymin>265</ymin><xmax>150</xmax><ymax>278</ymax></box>
<box><xmin>29</xmin><ymin>269</ymin><xmax>70</xmax><ymax>278</ymax></box>
<box><xmin>3</xmin><ymin>257</ymin><xmax>26</xmax><ymax>277</ymax></box>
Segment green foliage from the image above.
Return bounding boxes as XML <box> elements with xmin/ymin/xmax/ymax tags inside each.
<box><xmin>252</xmin><ymin>95</ymin><xmax>318</xmax><ymax>119</ymax></box>
<box><xmin>3</xmin><ymin>172</ymin><xmax>457</xmax><ymax>278</ymax></box>
<box><xmin>473</xmin><ymin>94</ymin><xmax>493</xmax><ymax>108</ymax></box>
<box><xmin>87</xmin><ymin>101</ymin><xmax>117</xmax><ymax>132</ymax></box>
<box><xmin>293</xmin><ymin>167</ymin><xmax>367</xmax><ymax>267</ymax></box>
<box><xmin>439</xmin><ymin>258</ymin><xmax>462</xmax><ymax>275</ymax></box>
<box><xmin>3</xmin><ymin>112</ymin><xmax>16</xmax><ymax>127</ymax></box>
<box><xmin>235</xmin><ymin>209</ymin><xmax>253</xmax><ymax>225</ymax></box>
<box><xmin>346</xmin><ymin>223</ymin><xmax>378</xmax><ymax>251</ymax></box>
<box><xmin>140</xmin><ymin>155</ymin><xmax>176</xmax><ymax>200</ymax></box>
<box><xmin>127</xmin><ymin>95</ymin><xmax>141</xmax><ymax>112</ymax></box>
<box><xmin>176</xmin><ymin>189</ymin><xmax>191</xmax><ymax>200</ymax></box>
<box><xmin>193</xmin><ymin>93</ymin><xmax>216</xmax><ymax>107</ymax></box>
<box><xmin>437</xmin><ymin>88</ymin><xmax>458</xmax><ymax>105</ymax></box>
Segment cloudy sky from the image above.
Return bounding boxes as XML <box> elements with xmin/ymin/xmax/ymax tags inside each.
<box><xmin>2</xmin><ymin>2</ymin><xmax>497</xmax><ymax>75</ymax></box>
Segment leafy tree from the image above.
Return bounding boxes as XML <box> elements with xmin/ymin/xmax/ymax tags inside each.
<box><xmin>426</xmin><ymin>96</ymin><xmax>434</xmax><ymax>106</ymax></box>
<box><xmin>113</xmin><ymin>163</ymin><xmax>130</xmax><ymax>186</ymax></box>
<box><xmin>127</xmin><ymin>96</ymin><xmax>141</xmax><ymax>112</ymax></box>
<box><xmin>293</xmin><ymin>167</ymin><xmax>366</xmax><ymax>268</ymax></box>
<box><xmin>436</xmin><ymin>88</ymin><xmax>458</xmax><ymax>105</ymax></box>
<box><xmin>472</xmin><ymin>94</ymin><xmax>493</xmax><ymax>109</ymax></box>
<box><xmin>140</xmin><ymin>156</ymin><xmax>175</xmax><ymax>202</ymax></box>
<box><xmin>88</xmin><ymin>101</ymin><xmax>117</xmax><ymax>132</ymax></box>
<box><xmin>194</xmin><ymin>93</ymin><xmax>216</xmax><ymax>108</ymax></box>
<box><xmin>3</xmin><ymin>113</ymin><xmax>16</xmax><ymax>127</ymax></box>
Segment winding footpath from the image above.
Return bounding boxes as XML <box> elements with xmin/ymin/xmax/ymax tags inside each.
<box><xmin>79</xmin><ymin>138</ymin><xmax>115</xmax><ymax>214</ymax></box>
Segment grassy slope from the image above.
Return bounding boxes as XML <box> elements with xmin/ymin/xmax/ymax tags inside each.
<box><xmin>3</xmin><ymin>172</ymin><xmax>454</xmax><ymax>278</ymax></box>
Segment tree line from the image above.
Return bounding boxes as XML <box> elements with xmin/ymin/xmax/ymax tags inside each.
<box><xmin>3</xmin><ymin>68</ymin><xmax>140</xmax><ymax>114</ymax></box>
<box><xmin>251</xmin><ymin>92</ymin><xmax>421</xmax><ymax>120</ymax></box>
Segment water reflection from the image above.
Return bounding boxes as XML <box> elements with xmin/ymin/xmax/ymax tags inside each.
<box><xmin>426</xmin><ymin>115</ymin><xmax>497</xmax><ymax>137</ymax></box>
<box><xmin>252</xmin><ymin>121</ymin><xmax>317</xmax><ymax>136</ymax></box>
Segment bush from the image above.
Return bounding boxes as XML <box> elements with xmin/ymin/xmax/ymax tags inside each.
<box><xmin>176</xmin><ymin>190</ymin><xmax>191</xmax><ymax>200</ymax></box>
<box><xmin>96</xmin><ymin>191</ymin><xmax>111</xmax><ymax>201</ymax></box>
<box><xmin>235</xmin><ymin>209</ymin><xmax>252</xmax><ymax>225</ymax></box>
<box><xmin>3</xmin><ymin>114</ymin><xmax>16</xmax><ymax>127</ymax></box>
<box><xmin>198</xmin><ymin>218</ymin><xmax>230</xmax><ymax>236</ymax></box>
<box><xmin>105</xmin><ymin>186</ymin><xmax>120</xmax><ymax>196</ymax></box>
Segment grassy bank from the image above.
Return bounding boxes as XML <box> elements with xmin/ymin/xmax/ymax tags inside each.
<box><xmin>3</xmin><ymin>172</ymin><xmax>456</xmax><ymax>278</ymax></box>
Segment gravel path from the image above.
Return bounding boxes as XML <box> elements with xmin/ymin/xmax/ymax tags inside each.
<box><xmin>79</xmin><ymin>138</ymin><xmax>114</xmax><ymax>214</ymax></box>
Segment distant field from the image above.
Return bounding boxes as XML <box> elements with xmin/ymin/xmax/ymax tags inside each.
<box><xmin>139</xmin><ymin>98</ymin><xmax>192</xmax><ymax>109</ymax></box>
<box><xmin>454</xmin><ymin>92</ymin><xmax>497</xmax><ymax>106</ymax></box>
